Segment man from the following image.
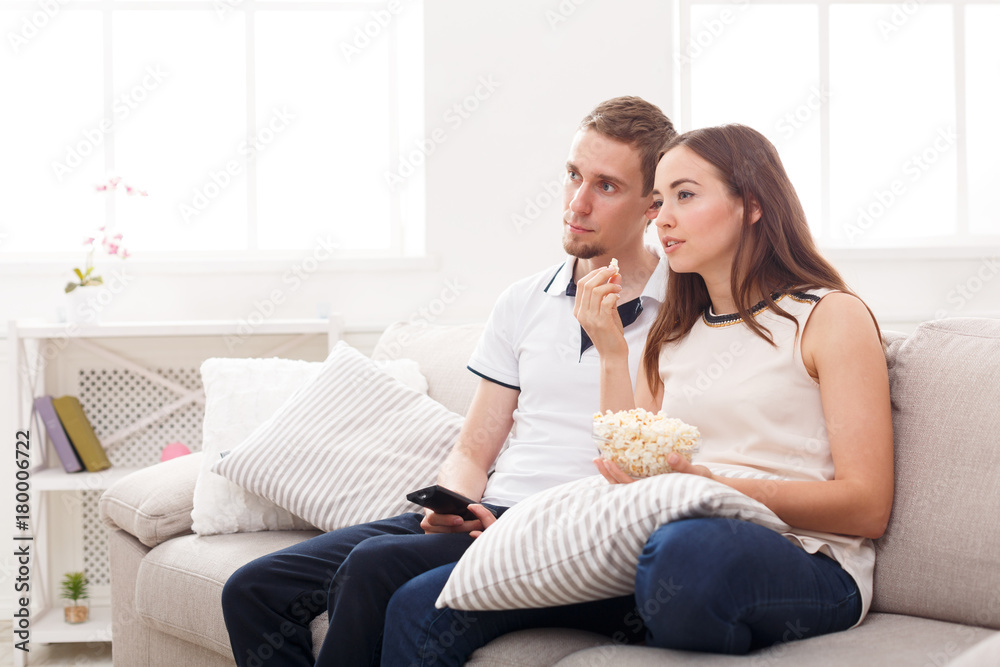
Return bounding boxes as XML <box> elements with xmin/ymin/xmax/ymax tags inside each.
<box><xmin>221</xmin><ymin>96</ymin><xmax>675</xmax><ymax>666</ymax></box>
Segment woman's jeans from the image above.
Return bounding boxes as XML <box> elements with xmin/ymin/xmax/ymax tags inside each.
<box><xmin>381</xmin><ymin>517</ymin><xmax>863</xmax><ymax>666</ymax></box>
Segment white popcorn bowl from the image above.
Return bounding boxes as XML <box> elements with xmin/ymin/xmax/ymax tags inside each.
<box><xmin>592</xmin><ymin>423</ymin><xmax>700</xmax><ymax>478</ymax></box>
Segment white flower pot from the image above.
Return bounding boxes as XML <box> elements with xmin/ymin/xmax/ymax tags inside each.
<box><xmin>65</xmin><ymin>288</ymin><xmax>102</xmax><ymax>325</ymax></box>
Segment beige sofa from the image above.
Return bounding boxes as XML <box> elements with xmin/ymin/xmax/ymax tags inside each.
<box><xmin>100</xmin><ymin>318</ymin><xmax>1000</xmax><ymax>666</ymax></box>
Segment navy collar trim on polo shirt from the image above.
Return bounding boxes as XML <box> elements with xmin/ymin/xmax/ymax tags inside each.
<box><xmin>542</xmin><ymin>262</ymin><xmax>568</xmax><ymax>294</ymax></box>
<box><xmin>543</xmin><ymin>259</ymin><xmax>645</xmax><ymax>357</ymax></box>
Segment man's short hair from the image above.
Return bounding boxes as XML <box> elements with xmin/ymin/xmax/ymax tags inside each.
<box><xmin>579</xmin><ymin>96</ymin><xmax>676</xmax><ymax>196</ymax></box>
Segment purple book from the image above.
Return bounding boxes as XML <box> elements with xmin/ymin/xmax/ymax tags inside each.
<box><xmin>33</xmin><ymin>395</ymin><xmax>83</xmax><ymax>473</ymax></box>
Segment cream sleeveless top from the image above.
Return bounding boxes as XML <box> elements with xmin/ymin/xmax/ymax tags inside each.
<box><xmin>657</xmin><ymin>289</ymin><xmax>874</xmax><ymax>625</ymax></box>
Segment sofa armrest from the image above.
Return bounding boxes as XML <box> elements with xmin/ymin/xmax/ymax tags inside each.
<box><xmin>99</xmin><ymin>452</ymin><xmax>203</xmax><ymax>548</ymax></box>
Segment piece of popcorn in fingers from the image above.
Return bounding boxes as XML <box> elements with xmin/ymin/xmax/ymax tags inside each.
<box><xmin>608</xmin><ymin>258</ymin><xmax>620</xmax><ymax>276</ymax></box>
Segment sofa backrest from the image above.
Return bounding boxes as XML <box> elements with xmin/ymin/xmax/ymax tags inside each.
<box><xmin>371</xmin><ymin>322</ymin><xmax>485</xmax><ymax>417</ymax></box>
<box><xmin>872</xmin><ymin>318</ymin><xmax>1000</xmax><ymax>630</ymax></box>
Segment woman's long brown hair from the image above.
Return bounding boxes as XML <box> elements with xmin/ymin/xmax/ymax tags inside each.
<box><xmin>642</xmin><ymin>124</ymin><xmax>878</xmax><ymax>393</ymax></box>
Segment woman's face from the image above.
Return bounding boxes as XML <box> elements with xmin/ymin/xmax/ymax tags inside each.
<box><xmin>647</xmin><ymin>146</ymin><xmax>752</xmax><ymax>281</ymax></box>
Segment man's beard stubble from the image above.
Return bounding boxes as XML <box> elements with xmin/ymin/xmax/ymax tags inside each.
<box><xmin>562</xmin><ymin>231</ymin><xmax>604</xmax><ymax>260</ymax></box>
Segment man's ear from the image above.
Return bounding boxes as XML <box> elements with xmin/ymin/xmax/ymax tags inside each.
<box><xmin>747</xmin><ymin>196</ymin><xmax>762</xmax><ymax>225</ymax></box>
<box><xmin>643</xmin><ymin>198</ymin><xmax>660</xmax><ymax>222</ymax></box>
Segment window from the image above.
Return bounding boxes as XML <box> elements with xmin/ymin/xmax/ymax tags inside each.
<box><xmin>0</xmin><ymin>0</ymin><xmax>424</xmax><ymax>257</ymax></box>
<box><xmin>676</xmin><ymin>0</ymin><xmax>999</xmax><ymax>249</ymax></box>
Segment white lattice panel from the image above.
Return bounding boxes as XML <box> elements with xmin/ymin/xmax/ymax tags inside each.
<box><xmin>80</xmin><ymin>490</ymin><xmax>111</xmax><ymax>587</ymax></box>
<box><xmin>78</xmin><ymin>366</ymin><xmax>205</xmax><ymax>467</ymax></box>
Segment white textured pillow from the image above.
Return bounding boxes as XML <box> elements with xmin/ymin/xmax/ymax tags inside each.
<box><xmin>436</xmin><ymin>474</ymin><xmax>790</xmax><ymax>610</ymax></box>
<box><xmin>192</xmin><ymin>355</ymin><xmax>428</xmax><ymax>536</ymax></box>
<box><xmin>211</xmin><ymin>342</ymin><xmax>463</xmax><ymax>532</ymax></box>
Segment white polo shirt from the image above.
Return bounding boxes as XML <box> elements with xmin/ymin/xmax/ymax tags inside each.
<box><xmin>470</xmin><ymin>250</ymin><xmax>667</xmax><ymax>507</ymax></box>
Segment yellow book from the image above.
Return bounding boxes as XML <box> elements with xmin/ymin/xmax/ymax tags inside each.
<box><xmin>51</xmin><ymin>396</ymin><xmax>112</xmax><ymax>473</ymax></box>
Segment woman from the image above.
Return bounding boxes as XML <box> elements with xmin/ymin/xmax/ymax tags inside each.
<box><xmin>382</xmin><ymin>124</ymin><xmax>893</xmax><ymax>661</ymax></box>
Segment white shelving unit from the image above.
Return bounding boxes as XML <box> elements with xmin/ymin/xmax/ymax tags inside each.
<box><xmin>29</xmin><ymin>467</ymin><xmax>143</xmax><ymax>492</ymax></box>
<box><xmin>8</xmin><ymin>318</ymin><xmax>340</xmax><ymax>665</ymax></box>
<box><xmin>31</xmin><ymin>606</ymin><xmax>114</xmax><ymax>644</ymax></box>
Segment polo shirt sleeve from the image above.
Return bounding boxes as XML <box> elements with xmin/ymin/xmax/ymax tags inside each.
<box><xmin>467</xmin><ymin>284</ymin><xmax>521</xmax><ymax>391</ymax></box>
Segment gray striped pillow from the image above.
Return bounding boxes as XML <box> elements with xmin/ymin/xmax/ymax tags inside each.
<box><xmin>211</xmin><ymin>341</ymin><xmax>464</xmax><ymax>532</ymax></box>
<box><xmin>436</xmin><ymin>473</ymin><xmax>790</xmax><ymax>610</ymax></box>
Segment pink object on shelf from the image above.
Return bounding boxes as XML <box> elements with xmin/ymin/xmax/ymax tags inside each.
<box><xmin>161</xmin><ymin>442</ymin><xmax>191</xmax><ymax>462</ymax></box>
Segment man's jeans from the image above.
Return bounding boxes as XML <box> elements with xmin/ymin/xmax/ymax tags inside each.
<box><xmin>222</xmin><ymin>505</ymin><xmax>506</xmax><ymax>667</ymax></box>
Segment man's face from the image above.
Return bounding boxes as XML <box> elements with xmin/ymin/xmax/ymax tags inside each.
<box><xmin>561</xmin><ymin>128</ymin><xmax>653</xmax><ymax>260</ymax></box>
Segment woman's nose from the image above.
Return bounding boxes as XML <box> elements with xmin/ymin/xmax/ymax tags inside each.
<box><xmin>654</xmin><ymin>207</ymin><xmax>674</xmax><ymax>229</ymax></box>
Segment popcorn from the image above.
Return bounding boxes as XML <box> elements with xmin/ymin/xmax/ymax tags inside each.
<box><xmin>608</xmin><ymin>257</ymin><xmax>619</xmax><ymax>276</ymax></box>
<box><xmin>593</xmin><ymin>408</ymin><xmax>700</xmax><ymax>478</ymax></box>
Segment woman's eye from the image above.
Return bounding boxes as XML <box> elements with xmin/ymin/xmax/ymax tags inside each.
<box><xmin>651</xmin><ymin>200</ymin><xmax>663</xmax><ymax>210</ymax></box>
<box><xmin>601</xmin><ymin>182</ymin><xmax>616</xmax><ymax>193</ymax></box>
<box><xmin>678</xmin><ymin>191</ymin><xmax>694</xmax><ymax>200</ymax></box>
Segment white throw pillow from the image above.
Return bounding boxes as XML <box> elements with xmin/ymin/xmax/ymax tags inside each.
<box><xmin>192</xmin><ymin>354</ymin><xmax>428</xmax><ymax>536</ymax></box>
<box><xmin>211</xmin><ymin>342</ymin><xmax>463</xmax><ymax>532</ymax></box>
<box><xmin>436</xmin><ymin>474</ymin><xmax>790</xmax><ymax>611</ymax></box>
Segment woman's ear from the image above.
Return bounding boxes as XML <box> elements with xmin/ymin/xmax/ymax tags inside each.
<box><xmin>748</xmin><ymin>196</ymin><xmax>762</xmax><ymax>225</ymax></box>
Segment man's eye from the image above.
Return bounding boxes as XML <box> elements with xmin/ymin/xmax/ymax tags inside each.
<box><xmin>601</xmin><ymin>182</ymin><xmax>616</xmax><ymax>193</ymax></box>
<box><xmin>567</xmin><ymin>170</ymin><xmax>580</xmax><ymax>181</ymax></box>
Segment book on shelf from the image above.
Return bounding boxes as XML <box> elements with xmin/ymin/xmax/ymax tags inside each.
<box><xmin>33</xmin><ymin>396</ymin><xmax>84</xmax><ymax>473</ymax></box>
<box><xmin>51</xmin><ymin>396</ymin><xmax>112</xmax><ymax>473</ymax></box>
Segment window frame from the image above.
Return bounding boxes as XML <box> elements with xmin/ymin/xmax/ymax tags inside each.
<box><xmin>0</xmin><ymin>0</ymin><xmax>424</xmax><ymax>263</ymax></box>
<box><xmin>674</xmin><ymin>0</ymin><xmax>998</xmax><ymax>252</ymax></box>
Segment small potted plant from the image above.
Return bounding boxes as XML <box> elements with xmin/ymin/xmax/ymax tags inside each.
<box><xmin>60</xmin><ymin>571</ymin><xmax>90</xmax><ymax>623</ymax></box>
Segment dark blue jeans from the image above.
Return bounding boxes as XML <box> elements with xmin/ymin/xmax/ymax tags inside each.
<box><xmin>221</xmin><ymin>507</ymin><xmax>503</xmax><ymax>667</ymax></box>
<box><xmin>381</xmin><ymin>517</ymin><xmax>863</xmax><ymax>666</ymax></box>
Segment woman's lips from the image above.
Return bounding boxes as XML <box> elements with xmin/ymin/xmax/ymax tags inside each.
<box><xmin>662</xmin><ymin>238</ymin><xmax>684</xmax><ymax>253</ymax></box>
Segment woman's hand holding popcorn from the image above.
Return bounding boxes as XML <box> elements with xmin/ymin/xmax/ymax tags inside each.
<box><xmin>663</xmin><ymin>453</ymin><xmax>715</xmax><ymax>480</ymax></box>
<box><xmin>593</xmin><ymin>456</ymin><xmax>637</xmax><ymax>485</ymax></box>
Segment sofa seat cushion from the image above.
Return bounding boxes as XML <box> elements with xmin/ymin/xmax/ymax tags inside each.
<box><xmin>949</xmin><ymin>630</ymin><xmax>1000</xmax><ymax>667</ymax></box>
<box><xmin>468</xmin><ymin>613</ymin><xmax>998</xmax><ymax>666</ymax></box>
<box><xmin>135</xmin><ymin>530</ymin><xmax>323</xmax><ymax>657</ymax></box>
